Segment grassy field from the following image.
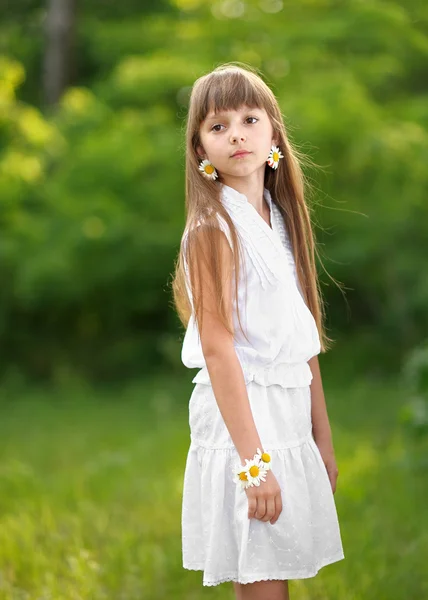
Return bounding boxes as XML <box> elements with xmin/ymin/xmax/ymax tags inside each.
<box><xmin>0</xmin><ymin>368</ymin><xmax>427</xmax><ymax>599</ymax></box>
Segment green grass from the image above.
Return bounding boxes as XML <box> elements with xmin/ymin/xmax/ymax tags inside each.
<box><xmin>0</xmin><ymin>372</ymin><xmax>427</xmax><ymax>599</ymax></box>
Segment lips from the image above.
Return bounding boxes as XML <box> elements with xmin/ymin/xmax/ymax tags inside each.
<box><xmin>231</xmin><ymin>150</ymin><xmax>251</xmax><ymax>157</ymax></box>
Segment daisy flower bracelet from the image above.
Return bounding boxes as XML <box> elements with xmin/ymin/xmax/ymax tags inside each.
<box><xmin>233</xmin><ymin>447</ymin><xmax>272</xmax><ymax>491</ymax></box>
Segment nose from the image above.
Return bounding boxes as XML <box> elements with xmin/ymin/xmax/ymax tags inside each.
<box><xmin>229</xmin><ymin>125</ymin><xmax>246</xmax><ymax>144</ymax></box>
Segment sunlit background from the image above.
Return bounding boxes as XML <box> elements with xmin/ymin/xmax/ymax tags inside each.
<box><xmin>0</xmin><ymin>1</ymin><xmax>427</xmax><ymax>598</ymax></box>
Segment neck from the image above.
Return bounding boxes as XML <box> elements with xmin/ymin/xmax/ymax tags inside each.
<box><xmin>220</xmin><ymin>170</ymin><xmax>266</xmax><ymax>212</ymax></box>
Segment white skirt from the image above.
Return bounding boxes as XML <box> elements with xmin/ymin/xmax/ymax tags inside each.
<box><xmin>181</xmin><ymin>381</ymin><xmax>345</xmax><ymax>587</ymax></box>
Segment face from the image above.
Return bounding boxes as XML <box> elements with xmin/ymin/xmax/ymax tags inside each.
<box><xmin>197</xmin><ymin>104</ymin><xmax>277</xmax><ymax>181</ymax></box>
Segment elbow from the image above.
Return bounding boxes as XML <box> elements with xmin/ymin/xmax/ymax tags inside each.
<box><xmin>202</xmin><ymin>339</ymin><xmax>235</xmax><ymax>364</ymax></box>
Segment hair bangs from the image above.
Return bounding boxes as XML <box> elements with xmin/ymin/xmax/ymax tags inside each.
<box><xmin>197</xmin><ymin>70</ymin><xmax>269</xmax><ymax>125</ymax></box>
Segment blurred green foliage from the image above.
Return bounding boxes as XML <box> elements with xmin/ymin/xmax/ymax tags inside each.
<box><xmin>0</xmin><ymin>374</ymin><xmax>426</xmax><ymax>598</ymax></box>
<box><xmin>0</xmin><ymin>0</ymin><xmax>428</xmax><ymax>381</ymax></box>
<box><xmin>399</xmin><ymin>339</ymin><xmax>428</xmax><ymax>456</ymax></box>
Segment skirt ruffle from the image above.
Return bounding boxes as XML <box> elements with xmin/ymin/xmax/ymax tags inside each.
<box><xmin>181</xmin><ymin>382</ymin><xmax>345</xmax><ymax>587</ymax></box>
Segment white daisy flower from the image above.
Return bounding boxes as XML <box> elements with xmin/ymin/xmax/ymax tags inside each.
<box><xmin>243</xmin><ymin>458</ymin><xmax>268</xmax><ymax>487</ymax></box>
<box><xmin>198</xmin><ymin>159</ymin><xmax>218</xmax><ymax>180</ymax></box>
<box><xmin>254</xmin><ymin>447</ymin><xmax>272</xmax><ymax>471</ymax></box>
<box><xmin>267</xmin><ymin>146</ymin><xmax>284</xmax><ymax>170</ymax></box>
<box><xmin>233</xmin><ymin>465</ymin><xmax>252</xmax><ymax>490</ymax></box>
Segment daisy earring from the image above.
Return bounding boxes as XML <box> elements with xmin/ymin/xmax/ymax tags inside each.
<box><xmin>198</xmin><ymin>158</ymin><xmax>218</xmax><ymax>180</ymax></box>
<box><xmin>267</xmin><ymin>145</ymin><xmax>284</xmax><ymax>170</ymax></box>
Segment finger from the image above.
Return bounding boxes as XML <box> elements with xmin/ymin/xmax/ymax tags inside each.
<box><xmin>261</xmin><ymin>496</ymin><xmax>275</xmax><ymax>522</ymax></box>
<box><xmin>255</xmin><ymin>496</ymin><xmax>267</xmax><ymax>521</ymax></box>
<box><xmin>270</xmin><ymin>493</ymin><xmax>282</xmax><ymax>524</ymax></box>
<box><xmin>248</xmin><ymin>497</ymin><xmax>257</xmax><ymax>520</ymax></box>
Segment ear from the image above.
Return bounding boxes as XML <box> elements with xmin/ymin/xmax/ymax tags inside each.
<box><xmin>196</xmin><ymin>144</ymin><xmax>206</xmax><ymax>159</ymax></box>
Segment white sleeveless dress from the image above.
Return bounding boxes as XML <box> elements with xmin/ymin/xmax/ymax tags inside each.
<box><xmin>180</xmin><ymin>183</ymin><xmax>345</xmax><ymax>587</ymax></box>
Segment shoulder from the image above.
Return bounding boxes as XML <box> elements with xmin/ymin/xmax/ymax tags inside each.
<box><xmin>182</xmin><ymin>208</ymin><xmax>234</xmax><ymax>252</ymax></box>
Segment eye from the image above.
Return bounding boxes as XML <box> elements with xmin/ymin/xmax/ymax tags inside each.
<box><xmin>210</xmin><ymin>115</ymin><xmax>258</xmax><ymax>132</ymax></box>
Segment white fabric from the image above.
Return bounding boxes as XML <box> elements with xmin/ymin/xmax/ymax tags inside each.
<box><xmin>182</xmin><ymin>383</ymin><xmax>345</xmax><ymax>586</ymax></box>
<box><xmin>181</xmin><ymin>183</ymin><xmax>345</xmax><ymax>586</ymax></box>
<box><xmin>181</xmin><ymin>183</ymin><xmax>321</xmax><ymax>387</ymax></box>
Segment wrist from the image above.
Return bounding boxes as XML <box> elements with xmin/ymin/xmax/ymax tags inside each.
<box><xmin>233</xmin><ymin>447</ymin><xmax>273</xmax><ymax>491</ymax></box>
<box><xmin>238</xmin><ymin>443</ymin><xmax>263</xmax><ymax>464</ymax></box>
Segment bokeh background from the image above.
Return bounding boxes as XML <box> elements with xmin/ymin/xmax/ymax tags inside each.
<box><xmin>1</xmin><ymin>0</ymin><xmax>427</xmax><ymax>598</ymax></box>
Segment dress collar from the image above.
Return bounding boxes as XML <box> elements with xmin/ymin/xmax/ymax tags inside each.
<box><xmin>217</xmin><ymin>181</ymin><xmax>295</xmax><ymax>273</ymax></box>
<box><xmin>215</xmin><ymin>182</ymin><xmax>295</xmax><ymax>288</ymax></box>
<box><xmin>218</xmin><ymin>182</ymin><xmax>273</xmax><ymax>210</ymax></box>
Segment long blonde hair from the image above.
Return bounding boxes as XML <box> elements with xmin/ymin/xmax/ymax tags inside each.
<box><xmin>172</xmin><ymin>63</ymin><xmax>335</xmax><ymax>353</ymax></box>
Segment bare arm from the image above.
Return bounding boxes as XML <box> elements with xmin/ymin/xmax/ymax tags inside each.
<box><xmin>308</xmin><ymin>354</ymin><xmax>339</xmax><ymax>492</ymax></box>
<box><xmin>205</xmin><ymin>348</ymin><xmax>263</xmax><ymax>463</ymax></box>
<box><xmin>308</xmin><ymin>355</ymin><xmax>334</xmax><ymax>447</ymax></box>
<box><xmin>188</xmin><ymin>224</ymin><xmax>283</xmax><ymax>522</ymax></box>
<box><xmin>191</xmin><ymin>226</ymin><xmax>263</xmax><ymax>463</ymax></box>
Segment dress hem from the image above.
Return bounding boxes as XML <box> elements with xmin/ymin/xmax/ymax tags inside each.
<box><xmin>183</xmin><ymin>550</ymin><xmax>345</xmax><ymax>587</ymax></box>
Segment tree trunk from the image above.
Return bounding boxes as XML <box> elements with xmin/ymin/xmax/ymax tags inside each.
<box><xmin>43</xmin><ymin>0</ymin><xmax>76</xmax><ymax>108</ymax></box>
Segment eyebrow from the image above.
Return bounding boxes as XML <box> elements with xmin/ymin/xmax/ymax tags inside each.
<box><xmin>204</xmin><ymin>112</ymin><xmax>228</xmax><ymax>122</ymax></box>
<box><xmin>204</xmin><ymin>108</ymin><xmax>262</xmax><ymax>122</ymax></box>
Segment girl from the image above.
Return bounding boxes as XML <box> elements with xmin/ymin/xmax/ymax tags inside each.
<box><xmin>172</xmin><ymin>63</ymin><xmax>345</xmax><ymax>599</ymax></box>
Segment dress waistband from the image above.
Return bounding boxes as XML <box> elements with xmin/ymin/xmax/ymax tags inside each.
<box><xmin>190</xmin><ymin>429</ymin><xmax>313</xmax><ymax>451</ymax></box>
<box><xmin>191</xmin><ymin>361</ymin><xmax>313</xmax><ymax>388</ymax></box>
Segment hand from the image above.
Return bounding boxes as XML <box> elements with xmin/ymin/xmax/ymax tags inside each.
<box><xmin>315</xmin><ymin>437</ymin><xmax>339</xmax><ymax>494</ymax></box>
<box><xmin>245</xmin><ymin>470</ymin><xmax>283</xmax><ymax>524</ymax></box>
